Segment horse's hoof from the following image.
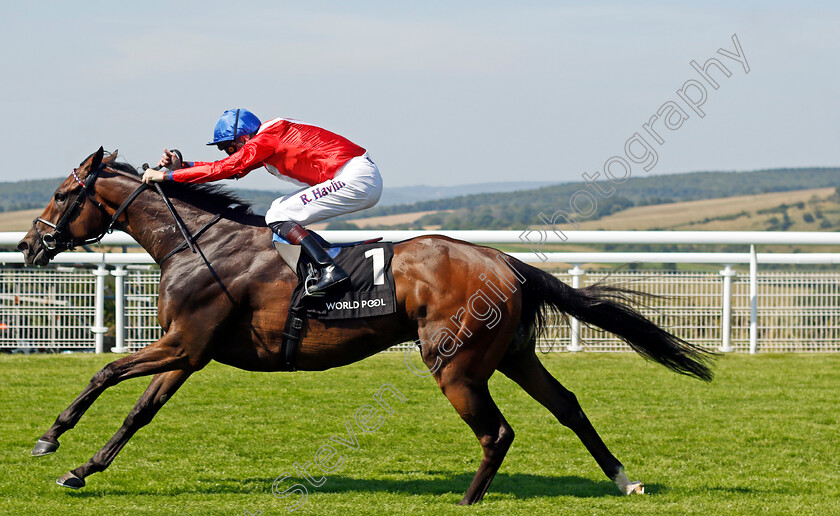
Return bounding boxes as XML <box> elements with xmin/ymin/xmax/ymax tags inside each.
<box><xmin>32</xmin><ymin>439</ymin><xmax>59</xmax><ymax>456</ymax></box>
<box><xmin>625</xmin><ymin>481</ymin><xmax>645</xmax><ymax>495</ymax></box>
<box><xmin>614</xmin><ymin>467</ymin><xmax>645</xmax><ymax>495</ymax></box>
<box><xmin>56</xmin><ymin>472</ymin><xmax>85</xmax><ymax>489</ymax></box>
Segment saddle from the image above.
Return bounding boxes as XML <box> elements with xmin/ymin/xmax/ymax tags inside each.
<box><xmin>271</xmin><ymin>230</ymin><xmax>397</xmax><ymax>371</ymax></box>
<box><xmin>272</xmin><ymin>231</ymin><xmax>382</xmax><ymax>274</ymax></box>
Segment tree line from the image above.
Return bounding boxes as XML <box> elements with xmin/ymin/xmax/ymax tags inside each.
<box><xmin>328</xmin><ymin>167</ymin><xmax>840</xmax><ymax>229</ymax></box>
<box><xmin>4</xmin><ymin>167</ymin><xmax>838</xmax><ymax>229</ymax></box>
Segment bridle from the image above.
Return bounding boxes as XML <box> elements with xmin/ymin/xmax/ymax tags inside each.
<box><xmin>33</xmin><ymin>160</ymin><xmax>106</xmax><ymax>251</ymax></box>
<box><xmin>31</xmin><ymin>154</ymin><xmax>205</xmax><ymax>264</ymax></box>
<box><xmin>31</xmin><ymin>159</ymin><xmax>152</xmax><ymax>252</ymax></box>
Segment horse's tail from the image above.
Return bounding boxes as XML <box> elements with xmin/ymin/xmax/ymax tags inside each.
<box><xmin>511</xmin><ymin>259</ymin><xmax>716</xmax><ymax>382</ymax></box>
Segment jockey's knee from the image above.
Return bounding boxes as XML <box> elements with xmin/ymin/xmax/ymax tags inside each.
<box><xmin>268</xmin><ymin>221</ymin><xmax>302</xmax><ymax>240</ymax></box>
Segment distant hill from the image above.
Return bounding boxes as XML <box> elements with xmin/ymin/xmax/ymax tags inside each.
<box><xmin>333</xmin><ymin>167</ymin><xmax>840</xmax><ymax>230</ymax></box>
<box><xmin>0</xmin><ymin>177</ymin><xmax>556</xmax><ymax>215</ymax></box>
<box><xmin>0</xmin><ymin>176</ymin><xmax>293</xmax><ymax>215</ymax></box>
<box><xmin>224</xmin><ymin>181</ymin><xmax>558</xmax><ymax>213</ymax></box>
<box><xmin>377</xmin><ymin>181</ymin><xmax>557</xmax><ymax>206</ymax></box>
<box><xmin>152</xmin><ymin>181</ymin><xmax>557</xmax><ymax>214</ymax></box>
<box><xmin>3</xmin><ymin>168</ymin><xmax>839</xmax><ymax>230</ymax></box>
<box><xmin>0</xmin><ymin>178</ymin><xmax>71</xmax><ymax>213</ymax></box>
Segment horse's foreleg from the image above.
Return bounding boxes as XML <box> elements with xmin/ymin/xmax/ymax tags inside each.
<box><xmin>437</xmin><ymin>379</ymin><xmax>514</xmax><ymax>505</ymax></box>
<box><xmin>499</xmin><ymin>353</ymin><xmax>644</xmax><ymax>495</ymax></box>
<box><xmin>56</xmin><ymin>368</ymin><xmax>192</xmax><ymax>489</ymax></box>
<box><xmin>33</xmin><ymin>335</ymin><xmax>189</xmax><ymax>456</ymax></box>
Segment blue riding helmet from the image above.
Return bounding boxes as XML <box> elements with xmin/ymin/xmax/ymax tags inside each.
<box><xmin>207</xmin><ymin>108</ymin><xmax>262</xmax><ymax>145</ymax></box>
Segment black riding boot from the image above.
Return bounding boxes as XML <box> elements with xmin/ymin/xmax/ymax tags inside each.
<box><xmin>299</xmin><ymin>234</ymin><xmax>349</xmax><ymax>294</ymax></box>
<box><xmin>269</xmin><ymin>221</ymin><xmax>349</xmax><ymax>295</ymax></box>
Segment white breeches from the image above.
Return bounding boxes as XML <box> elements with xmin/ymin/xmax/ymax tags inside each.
<box><xmin>264</xmin><ymin>154</ymin><xmax>383</xmax><ymax>226</ymax></box>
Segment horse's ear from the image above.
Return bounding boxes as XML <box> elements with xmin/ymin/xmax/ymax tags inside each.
<box><xmin>103</xmin><ymin>149</ymin><xmax>118</xmax><ymax>165</ymax></box>
<box><xmin>88</xmin><ymin>146</ymin><xmax>105</xmax><ymax>173</ymax></box>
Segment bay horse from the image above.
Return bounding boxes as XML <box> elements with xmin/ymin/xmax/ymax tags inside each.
<box><xmin>17</xmin><ymin>147</ymin><xmax>714</xmax><ymax>504</ymax></box>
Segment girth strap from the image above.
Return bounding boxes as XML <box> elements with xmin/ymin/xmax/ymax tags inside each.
<box><xmin>279</xmin><ymin>307</ymin><xmax>304</xmax><ymax>372</ymax></box>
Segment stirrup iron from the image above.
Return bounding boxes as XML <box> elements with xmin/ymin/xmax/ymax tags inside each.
<box><xmin>304</xmin><ymin>264</ymin><xmax>326</xmax><ymax>297</ymax></box>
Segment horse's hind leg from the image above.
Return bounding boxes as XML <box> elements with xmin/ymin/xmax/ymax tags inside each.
<box><xmin>435</xmin><ymin>377</ymin><xmax>515</xmax><ymax>505</ymax></box>
<box><xmin>499</xmin><ymin>352</ymin><xmax>644</xmax><ymax>495</ymax></box>
<box><xmin>33</xmin><ymin>334</ymin><xmax>189</xmax><ymax>457</ymax></box>
<box><xmin>56</xmin><ymin>368</ymin><xmax>192</xmax><ymax>489</ymax></box>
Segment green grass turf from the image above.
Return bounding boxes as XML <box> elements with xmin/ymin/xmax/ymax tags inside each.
<box><xmin>1</xmin><ymin>352</ymin><xmax>838</xmax><ymax>515</ymax></box>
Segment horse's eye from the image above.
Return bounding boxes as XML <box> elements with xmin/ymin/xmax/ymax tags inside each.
<box><xmin>54</xmin><ymin>192</ymin><xmax>67</xmax><ymax>203</ymax></box>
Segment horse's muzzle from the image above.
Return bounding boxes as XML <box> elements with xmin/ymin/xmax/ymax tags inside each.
<box><xmin>18</xmin><ymin>237</ymin><xmax>51</xmax><ymax>266</ymax></box>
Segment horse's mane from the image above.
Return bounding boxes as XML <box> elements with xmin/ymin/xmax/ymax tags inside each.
<box><xmin>107</xmin><ymin>161</ymin><xmax>264</xmax><ymax>225</ymax></box>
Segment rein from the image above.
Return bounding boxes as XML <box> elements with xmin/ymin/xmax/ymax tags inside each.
<box><xmin>151</xmin><ymin>182</ymin><xmax>196</xmax><ymax>255</ymax></box>
<box><xmin>160</xmin><ymin>213</ymin><xmax>222</xmax><ymax>264</ymax></box>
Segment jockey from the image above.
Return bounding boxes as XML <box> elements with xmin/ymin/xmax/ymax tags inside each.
<box><xmin>141</xmin><ymin>108</ymin><xmax>383</xmax><ymax>295</ymax></box>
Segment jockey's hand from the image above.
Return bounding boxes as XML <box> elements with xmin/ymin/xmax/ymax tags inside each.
<box><xmin>157</xmin><ymin>149</ymin><xmax>183</xmax><ymax>170</ymax></box>
<box><xmin>141</xmin><ymin>169</ymin><xmax>165</xmax><ymax>184</ymax></box>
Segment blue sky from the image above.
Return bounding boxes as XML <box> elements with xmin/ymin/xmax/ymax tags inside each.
<box><xmin>1</xmin><ymin>1</ymin><xmax>838</xmax><ymax>189</ymax></box>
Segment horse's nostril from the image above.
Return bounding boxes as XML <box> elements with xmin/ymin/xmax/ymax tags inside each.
<box><xmin>17</xmin><ymin>241</ymin><xmax>29</xmax><ymax>252</ymax></box>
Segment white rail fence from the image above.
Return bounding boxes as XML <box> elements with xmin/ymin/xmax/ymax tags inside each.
<box><xmin>2</xmin><ymin>231</ymin><xmax>840</xmax><ymax>354</ymax></box>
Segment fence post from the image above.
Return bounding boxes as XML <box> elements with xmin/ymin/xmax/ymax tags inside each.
<box><xmin>111</xmin><ymin>265</ymin><xmax>128</xmax><ymax>353</ymax></box>
<box><xmin>719</xmin><ymin>264</ymin><xmax>735</xmax><ymax>352</ymax></box>
<box><xmin>91</xmin><ymin>263</ymin><xmax>109</xmax><ymax>353</ymax></box>
<box><xmin>568</xmin><ymin>265</ymin><xmax>585</xmax><ymax>352</ymax></box>
<box><xmin>749</xmin><ymin>245</ymin><xmax>758</xmax><ymax>354</ymax></box>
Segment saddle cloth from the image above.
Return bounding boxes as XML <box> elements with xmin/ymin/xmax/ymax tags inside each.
<box><xmin>272</xmin><ymin>233</ymin><xmax>397</xmax><ymax>320</ymax></box>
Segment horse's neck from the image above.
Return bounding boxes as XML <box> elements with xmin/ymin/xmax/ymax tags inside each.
<box><xmin>113</xmin><ymin>182</ymin><xmax>214</xmax><ymax>263</ymax></box>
